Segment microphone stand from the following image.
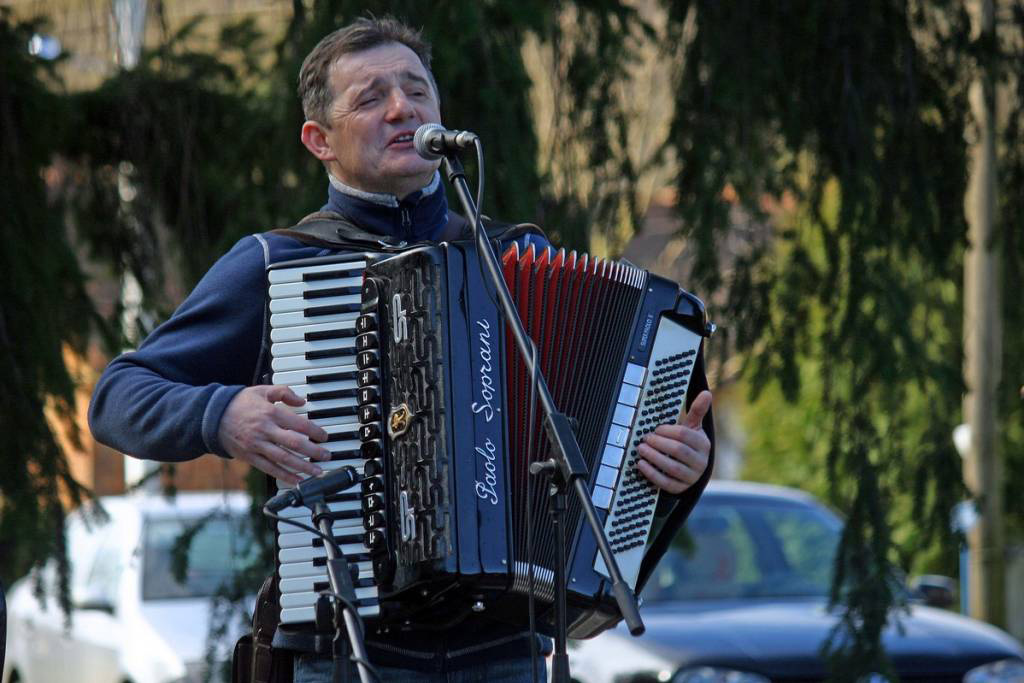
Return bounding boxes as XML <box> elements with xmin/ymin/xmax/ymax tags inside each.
<box><xmin>312</xmin><ymin>500</ymin><xmax>374</xmax><ymax>683</ymax></box>
<box><xmin>440</xmin><ymin>151</ymin><xmax>645</xmax><ymax>683</ymax></box>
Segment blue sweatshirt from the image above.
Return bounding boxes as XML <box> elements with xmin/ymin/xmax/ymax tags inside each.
<box><xmin>88</xmin><ymin>174</ymin><xmax>458</xmax><ymax>461</ymax></box>
<box><xmin>88</xmin><ymin>174</ymin><xmax>553</xmax><ymax>670</ymax></box>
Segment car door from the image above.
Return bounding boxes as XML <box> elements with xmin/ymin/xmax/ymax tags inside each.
<box><xmin>51</xmin><ymin>512</ymin><xmax>126</xmax><ymax>682</ymax></box>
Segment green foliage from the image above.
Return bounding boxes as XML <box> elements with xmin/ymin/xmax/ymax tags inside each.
<box><xmin>663</xmin><ymin>0</ymin><xmax>1020</xmax><ymax>679</ymax></box>
<box><xmin>0</xmin><ymin>9</ymin><xmax>94</xmax><ymax>602</ymax></box>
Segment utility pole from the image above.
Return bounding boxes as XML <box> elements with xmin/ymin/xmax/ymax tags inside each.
<box><xmin>962</xmin><ymin>0</ymin><xmax>1004</xmax><ymax>627</ymax></box>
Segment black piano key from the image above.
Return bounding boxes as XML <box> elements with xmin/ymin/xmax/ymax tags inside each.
<box><xmin>303</xmin><ymin>285</ymin><xmax>361</xmax><ymax>299</ymax></box>
<box><xmin>358</xmin><ymin>369</ymin><xmax>379</xmax><ymax>387</ymax></box>
<box><xmin>312</xmin><ymin>531</ymin><xmax>363</xmax><ymax>547</ymax></box>
<box><xmin>359</xmin><ymin>424</ymin><xmax>381</xmax><ymax>441</ymax></box>
<box><xmin>312</xmin><ymin>553</ymin><xmax>372</xmax><ymax>566</ymax></box>
<box><xmin>305</xmin><ymin>302</ymin><xmax>361</xmax><ymax>317</ymax></box>
<box><xmin>329</xmin><ymin>448</ymin><xmax>361</xmax><ymax>461</ymax></box>
<box><xmin>305</xmin><ymin>327</ymin><xmax>358</xmax><ymax>342</ymax></box>
<box><xmin>363</xmin><ymin>459</ymin><xmax>383</xmax><ymax>477</ymax></box>
<box><xmin>308</xmin><ymin>405</ymin><xmax>359</xmax><ymax>420</ymax></box>
<box><xmin>306</xmin><ymin>346</ymin><xmax>356</xmax><ymax>361</ymax></box>
<box><xmin>307</xmin><ymin>387</ymin><xmax>359</xmax><ymax>402</ymax></box>
<box><xmin>306</xmin><ymin>369</ymin><xmax>359</xmax><ymax>385</ymax></box>
<box><xmin>302</xmin><ymin>265</ymin><xmax>364</xmax><ymax>282</ymax></box>
<box><xmin>321</xmin><ymin>508</ymin><xmax>363</xmax><ymax>522</ymax></box>
<box><xmin>323</xmin><ymin>491</ymin><xmax>362</xmax><ymax>503</ymax></box>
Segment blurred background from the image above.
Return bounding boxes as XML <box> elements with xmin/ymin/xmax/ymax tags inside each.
<box><xmin>1</xmin><ymin>0</ymin><xmax>1023</xmax><ymax>681</ymax></box>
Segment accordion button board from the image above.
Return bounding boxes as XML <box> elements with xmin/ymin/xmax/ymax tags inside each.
<box><xmin>267</xmin><ymin>254</ymin><xmax>383</xmax><ymax>625</ymax></box>
<box><xmin>592</xmin><ymin>318</ymin><xmax>702</xmax><ymax>587</ymax></box>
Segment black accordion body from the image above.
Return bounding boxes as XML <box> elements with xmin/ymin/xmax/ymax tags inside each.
<box><xmin>266</xmin><ymin>240</ymin><xmax>712</xmax><ymax>639</ymax></box>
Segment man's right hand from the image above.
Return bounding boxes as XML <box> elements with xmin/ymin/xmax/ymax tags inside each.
<box><xmin>217</xmin><ymin>385</ymin><xmax>332</xmax><ymax>485</ymax></box>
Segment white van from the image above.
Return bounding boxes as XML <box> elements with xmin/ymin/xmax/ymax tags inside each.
<box><xmin>2</xmin><ymin>491</ymin><xmax>256</xmax><ymax>683</ymax></box>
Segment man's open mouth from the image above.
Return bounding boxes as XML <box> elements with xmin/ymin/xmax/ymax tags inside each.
<box><xmin>390</xmin><ymin>132</ymin><xmax>414</xmax><ymax>146</ymax></box>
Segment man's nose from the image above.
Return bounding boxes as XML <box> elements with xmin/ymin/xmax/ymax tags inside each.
<box><xmin>384</xmin><ymin>89</ymin><xmax>416</xmax><ymax>121</ymax></box>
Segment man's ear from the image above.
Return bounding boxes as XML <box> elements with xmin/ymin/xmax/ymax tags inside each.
<box><xmin>300</xmin><ymin>120</ymin><xmax>336</xmax><ymax>161</ymax></box>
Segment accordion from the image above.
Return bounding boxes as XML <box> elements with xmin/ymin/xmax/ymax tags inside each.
<box><xmin>266</xmin><ymin>239</ymin><xmax>712</xmax><ymax>638</ymax></box>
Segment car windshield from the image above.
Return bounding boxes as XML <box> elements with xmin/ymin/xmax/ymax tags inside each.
<box><xmin>641</xmin><ymin>494</ymin><xmax>842</xmax><ymax>602</ymax></box>
<box><xmin>142</xmin><ymin>513</ymin><xmax>258</xmax><ymax>600</ymax></box>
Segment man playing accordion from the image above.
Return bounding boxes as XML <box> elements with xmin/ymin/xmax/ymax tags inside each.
<box><xmin>89</xmin><ymin>16</ymin><xmax>713</xmax><ymax>683</ymax></box>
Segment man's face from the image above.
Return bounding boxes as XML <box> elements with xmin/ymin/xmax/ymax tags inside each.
<box><xmin>319</xmin><ymin>42</ymin><xmax>442</xmax><ymax>198</ymax></box>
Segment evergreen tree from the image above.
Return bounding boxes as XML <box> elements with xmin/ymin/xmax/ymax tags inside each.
<box><xmin>662</xmin><ymin>0</ymin><xmax>1021</xmax><ymax>679</ymax></box>
<box><xmin>0</xmin><ymin>9</ymin><xmax>96</xmax><ymax>604</ymax></box>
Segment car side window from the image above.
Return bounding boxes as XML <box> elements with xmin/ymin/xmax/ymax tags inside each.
<box><xmin>84</xmin><ymin>528</ymin><xmax>124</xmax><ymax>607</ymax></box>
<box><xmin>759</xmin><ymin>506</ymin><xmax>837</xmax><ymax>591</ymax></box>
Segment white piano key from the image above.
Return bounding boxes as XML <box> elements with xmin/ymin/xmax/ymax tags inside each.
<box><xmin>291</xmin><ymin>396</ymin><xmax>358</xmax><ymax>416</ymax></box>
<box><xmin>272</xmin><ymin>321</ymin><xmax>364</xmax><ymax>343</ymax></box>
<box><xmin>272</xmin><ymin>353</ymin><xmax>357</xmax><ymax>373</ymax></box>
<box><xmin>280</xmin><ymin>584</ymin><xmax>378</xmax><ymax>609</ymax></box>
<box><xmin>271</xmin><ymin>309</ymin><xmax>359</xmax><ymax>329</ymax></box>
<box><xmin>271</xmin><ymin>364</ymin><xmax>358</xmax><ymax>389</ymax></box>
<box><xmin>276</xmin><ymin>498</ymin><xmax>362</xmax><ymax>519</ymax></box>
<box><xmin>280</xmin><ymin>603</ymin><xmax>379</xmax><ymax>624</ymax></box>
<box><xmin>278</xmin><ymin>559</ymin><xmax>373</xmax><ymax>580</ymax></box>
<box><xmin>284</xmin><ymin>380</ymin><xmax>359</xmax><ymax>399</ymax></box>
<box><xmin>279</xmin><ymin>566</ymin><xmax>375</xmax><ymax>594</ymax></box>
<box><xmin>321</xmin><ymin>436</ymin><xmax>361</xmax><ymax>451</ymax></box>
<box><xmin>278</xmin><ymin>523</ymin><xmax>366</xmax><ymax>549</ymax></box>
<box><xmin>269</xmin><ymin>275</ymin><xmax>363</xmax><ymax>300</ymax></box>
<box><xmin>270</xmin><ymin>293</ymin><xmax>361</xmax><ymax>315</ymax></box>
<box><xmin>268</xmin><ymin>260</ymin><xmax>367</xmax><ymax>284</ymax></box>
<box><xmin>272</xmin><ymin>336</ymin><xmax>357</xmax><ymax>359</ymax></box>
<box><xmin>280</xmin><ymin>543</ymin><xmax>368</xmax><ymax>564</ymax></box>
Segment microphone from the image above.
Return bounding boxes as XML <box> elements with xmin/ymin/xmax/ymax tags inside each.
<box><xmin>414</xmin><ymin>123</ymin><xmax>479</xmax><ymax>160</ymax></box>
<box><xmin>264</xmin><ymin>465</ymin><xmax>361</xmax><ymax>512</ymax></box>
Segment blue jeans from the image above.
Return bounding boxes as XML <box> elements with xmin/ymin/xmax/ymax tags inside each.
<box><xmin>293</xmin><ymin>653</ymin><xmax>548</xmax><ymax>683</ymax></box>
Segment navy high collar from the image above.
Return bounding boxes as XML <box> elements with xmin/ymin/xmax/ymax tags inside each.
<box><xmin>320</xmin><ymin>172</ymin><xmax>449</xmax><ymax>242</ymax></box>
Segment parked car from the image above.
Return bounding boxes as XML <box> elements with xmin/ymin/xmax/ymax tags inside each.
<box><xmin>2</xmin><ymin>491</ymin><xmax>258</xmax><ymax>683</ymax></box>
<box><xmin>568</xmin><ymin>480</ymin><xmax>1024</xmax><ymax>683</ymax></box>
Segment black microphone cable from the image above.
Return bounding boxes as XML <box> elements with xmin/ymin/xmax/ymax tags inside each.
<box><xmin>525</xmin><ymin>341</ymin><xmax>541</xmax><ymax>683</ymax></box>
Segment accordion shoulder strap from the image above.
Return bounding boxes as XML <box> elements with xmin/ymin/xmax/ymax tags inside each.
<box><xmin>270</xmin><ymin>210</ymin><xmax>545</xmax><ymax>251</ymax></box>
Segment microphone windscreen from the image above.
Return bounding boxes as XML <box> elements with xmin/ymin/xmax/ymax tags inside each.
<box><xmin>414</xmin><ymin>122</ymin><xmax>446</xmax><ymax>160</ymax></box>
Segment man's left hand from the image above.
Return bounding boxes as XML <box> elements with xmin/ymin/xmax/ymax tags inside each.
<box><xmin>636</xmin><ymin>390</ymin><xmax>712</xmax><ymax>494</ymax></box>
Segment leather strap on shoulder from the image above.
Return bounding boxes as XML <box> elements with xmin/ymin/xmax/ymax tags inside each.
<box><xmin>272</xmin><ymin>210</ymin><xmax>545</xmax><ymax>251</ymax></box>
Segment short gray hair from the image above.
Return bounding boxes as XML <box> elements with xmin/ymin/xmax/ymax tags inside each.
<box><xmin>298</xmin><ymin>16</ymin><xmax>435</xmax><ymax>125</ymax></box>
